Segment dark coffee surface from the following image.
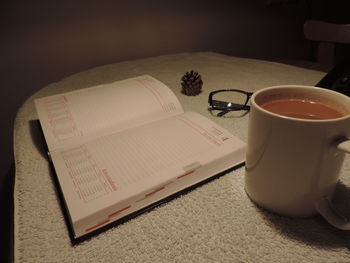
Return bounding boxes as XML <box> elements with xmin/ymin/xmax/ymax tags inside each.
<box><xmin>260</xmin><ymin>98</ymin><xmax>345</xmax><ymax>120</ymax></box>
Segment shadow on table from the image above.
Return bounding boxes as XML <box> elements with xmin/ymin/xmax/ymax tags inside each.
<box><xmin>29</xmin><ymin>120</ymin><xmax>50</xmax><ymax>159</ymax></box>
<box><xmin>254</xmin><ymin>182</ymin><xmax>350</xmax><ymax>250</ymax></box>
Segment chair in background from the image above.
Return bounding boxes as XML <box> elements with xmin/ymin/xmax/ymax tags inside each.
<box><xmin>304</xmin><ymin>20</ymin><xmax>350</xmax><ymax>66</ymax></box>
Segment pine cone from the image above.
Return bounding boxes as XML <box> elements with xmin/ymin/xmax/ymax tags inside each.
<box><xmin>181</xmin><ymin>70</ymin><xmax>203</xmax><ymax>96</ymax></box>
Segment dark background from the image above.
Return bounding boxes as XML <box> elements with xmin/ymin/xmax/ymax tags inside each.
<box><xmin>1</xmin><ymin>0</ymin><xmax>349</xmax><ymax>262</ymax></box>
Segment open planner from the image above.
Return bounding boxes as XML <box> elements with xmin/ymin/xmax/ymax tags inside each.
<box><xmin>34</xmin><ymin>75</ymin><xmax>246</xmax><ymax>243</ymax></box>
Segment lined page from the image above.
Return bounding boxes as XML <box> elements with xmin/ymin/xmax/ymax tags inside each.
<box><xmin>50</xmin><ymin>112</ymin><xmax>241</xmax><ymax>220</ymax></box>
<box><xmin>87</xmin><ymin>114</ymin><xmax>215</xmax><ymax>188</ymax></box>
<box><xmin>35</xmin><ymin>75</ymin><xmax>183</xmax><ymax>151</ymax></box>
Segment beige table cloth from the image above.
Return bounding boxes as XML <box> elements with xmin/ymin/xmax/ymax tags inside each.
<box><xmin>14</xmin><ymin>52</ymin><xmax>350</xmax><ymax>262</ymax></box>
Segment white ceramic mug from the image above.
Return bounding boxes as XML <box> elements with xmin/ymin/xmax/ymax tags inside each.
<box><xmin>245</xmin><ymin>85</ymin><xmax>350</xmax><ymax>230</ymax></box>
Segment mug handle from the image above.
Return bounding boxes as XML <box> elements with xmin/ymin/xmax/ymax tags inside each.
<box><xmin>315</xmin><ymin>139</ymin><xmax>350</xmax><ymax>230</ymax></box>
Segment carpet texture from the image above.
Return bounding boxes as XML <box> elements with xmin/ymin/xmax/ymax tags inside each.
<box><xmin>14</xmin><ymin>52</ymin><xmax>350</xmax><ymax>262</ymax></box>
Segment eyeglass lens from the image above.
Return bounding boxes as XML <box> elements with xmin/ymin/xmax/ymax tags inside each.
<box><xmin>212</xmin><ymin>91</ymin><xmax>248</xmax><ymax>109</ymax></box>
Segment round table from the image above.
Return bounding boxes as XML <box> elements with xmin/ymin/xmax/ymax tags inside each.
<box><xmin>14</xmin><ymin>52</ymin><xmax>350</xmax><ymax>263</ymax></box>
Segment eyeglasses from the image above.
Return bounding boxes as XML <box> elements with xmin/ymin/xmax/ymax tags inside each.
<box><xmin>208</xmin><ymin>89</ymin><xmax>253</xmax><ymax>117</ymax></box>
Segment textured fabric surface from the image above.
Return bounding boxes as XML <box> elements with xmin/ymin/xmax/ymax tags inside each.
<box><xmin>14</xmin><ymin>52</ymin><xmax>350</xmax><ymax>262</ymax></box>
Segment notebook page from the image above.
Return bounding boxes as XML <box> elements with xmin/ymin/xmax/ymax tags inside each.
<box><xmin>50</xmin><ymin>112</ymin><xmax>242</xmax><ymax>223</ymax></box>
<box><xmin>35</xmin><ymin>75</ymin><xmax>183</xmax><ymax>151</ymax></box>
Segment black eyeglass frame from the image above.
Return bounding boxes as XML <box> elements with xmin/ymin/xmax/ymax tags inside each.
<box><xmin>208</xmin><ymin>89</ymin><xmax>253</xmax><ymax>116</ymax></box>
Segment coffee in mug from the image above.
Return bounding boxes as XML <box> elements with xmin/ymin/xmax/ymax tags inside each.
<box><xmin>260</xmin><ymin>98</ymin><xmax>344</xmax><ymax>120</ymax></box>
<box><xmin>245</xmin><ymin>85</ymin><xmax>350</xmax><ymax>230</ymax></box>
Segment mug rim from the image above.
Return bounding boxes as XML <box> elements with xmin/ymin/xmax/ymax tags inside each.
<box><xmin>251</xmin><ymin>85</ymin><xmax>350</xmax><ymax>122</ymax></box>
